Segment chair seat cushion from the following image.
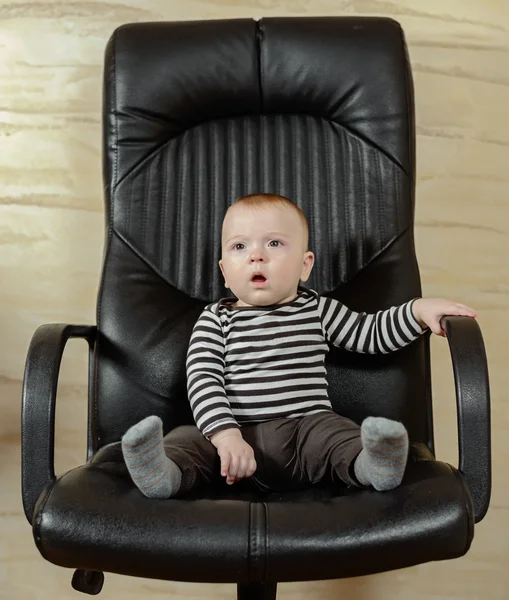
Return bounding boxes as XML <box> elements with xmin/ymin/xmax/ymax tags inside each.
<box><xmin>33</xmin><ymin>442</ymin><xmax>473</xmax><ymax>583</ymax></box>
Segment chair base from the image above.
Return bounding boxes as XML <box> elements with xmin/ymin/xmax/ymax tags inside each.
<box><xmin>237</xmin><ymin>582</ymin><xmax>278</xmax><ymax>600</ymax></box>
<box><xmin>70</xmin><ymin>571</ymin><xmax>278</xmax><ymax>599</ymax></box>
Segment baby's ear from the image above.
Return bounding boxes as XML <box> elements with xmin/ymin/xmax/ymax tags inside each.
<box><xmin>218</xmin><ymin>260</ymin><xmax>228</xmax><ymax>287</ymax></box>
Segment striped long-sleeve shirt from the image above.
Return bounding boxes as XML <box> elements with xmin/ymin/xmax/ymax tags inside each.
<box><xmin>186</xmin><ymin>285</ymin><xmax>427</xmax><ymax>438</ymax></box>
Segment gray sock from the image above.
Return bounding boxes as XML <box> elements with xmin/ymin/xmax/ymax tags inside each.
<box><xmin>354</xmin><ymin>416</ymin><xmax>409</xmax><ymax>491</ymax></box>
<box><xmin>121</xmin><ymin>415</ymin><xmax>182</xmax><ymax>499</ymax></box>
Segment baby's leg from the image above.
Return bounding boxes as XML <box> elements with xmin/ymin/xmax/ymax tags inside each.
<box><xmin>294</xmin><ymin>412</ymin><xmax>363</xmax><ymax>487</ymax></box>
<box><xmin>295</xmin><ymin>412</ymin><xmax>409</xmax><ymax>491</ymax></box>
<box><xmin>242</xmin><ymin>418</ymin><xmax>306</xmax><ymax>492</ymax></box>
<box><xmin>122</xmin><ymin>417</ymin><xmax>218</xmax><ymax>498</ymax></box>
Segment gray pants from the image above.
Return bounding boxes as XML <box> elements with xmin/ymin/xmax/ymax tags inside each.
<box><xmin>163</xmin><ymin>410</ymin><xmax>364</xmax><ymax>496</ymax></box>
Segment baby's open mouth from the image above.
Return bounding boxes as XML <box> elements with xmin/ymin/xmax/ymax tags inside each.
<box><xmin>251</xmin><ymin>275</ymin><xmax>267</xmax><ymax>282</ymax></box>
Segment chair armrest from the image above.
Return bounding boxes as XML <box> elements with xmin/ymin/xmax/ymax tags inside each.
<box><xmin>440</xmin><ymin>315</ymin><xmax>491</xmax><ymax>523</ymax></box>
<box><xmin>21</xmin><ymin>324</ymin><xmax>97</xmax><ymax>525</ymax></box>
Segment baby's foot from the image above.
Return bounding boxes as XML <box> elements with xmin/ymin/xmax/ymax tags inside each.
<box><xmin>121</xmin><ymin>415</ymin><xmax>182</xmax><ymax>498</ymax></box>
<box><xmin>353</xmin><ymin>416</ymin><xmax>409</xmax><ymax>491</ymax></box>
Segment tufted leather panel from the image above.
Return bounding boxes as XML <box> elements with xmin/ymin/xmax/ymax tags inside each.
<box><xmin>96</xmin><ymin>17</ymin><xmax>430</xmax><ymax>452</ymax></box>
<box><xmin>113</xmin><ymin>114</ymin><xmax>411</xmax><ymax>298</ymax></box>
<box><xmin>259</xmin><ymin>17</ymin><xmax>414</xmax><ymax>174</ymax></box>
<box><xmin>103</xmin><ymin>18</ymin><xmax>414</xmax><ymax>191</ymax></box>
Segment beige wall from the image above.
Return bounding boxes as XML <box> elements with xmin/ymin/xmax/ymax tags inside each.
<box><xmin>2</xmin><ymin>1</ymin><xmax>508</xmax><ymax>599</ymax></box>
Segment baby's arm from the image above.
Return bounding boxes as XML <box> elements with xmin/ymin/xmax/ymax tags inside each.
<box><xmin>319</xmin><ymin>296</ymin><xmax>426</xmax><ymax>354</ymax></box>
<box><xmin>186</xmin><ymin>308</ymin><xmax>257</xmax><ymax>483</ymax></box>
<box><xmin>186</xmin><ymin>308</ymin><xmax>240</xmax><ymax>437</ymax></box>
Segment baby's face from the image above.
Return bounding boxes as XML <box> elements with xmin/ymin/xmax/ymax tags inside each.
<box><xmin>219</xmin><ymin>205</ymin><xmax>314</xmax><ymax>307</ymax></box>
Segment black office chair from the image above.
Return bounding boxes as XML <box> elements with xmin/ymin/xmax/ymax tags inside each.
<box><xmin>21</xmin><ymin>17</ymin><xmax>491</xmax><ymax>599</ymax></box>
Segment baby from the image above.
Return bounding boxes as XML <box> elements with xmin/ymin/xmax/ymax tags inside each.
<box><xmin>121</xmin><ymin>193</ymin><xmax>477</xmax><ymax>498</ymax></box>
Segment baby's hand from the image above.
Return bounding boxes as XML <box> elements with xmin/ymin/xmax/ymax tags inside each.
<box><xmin>209</xmin><ymin>428</ymin><xmax>257</xmax><ymax>485</ymax></box>
<box><xmin>412</xmin><ymin>298</ymin><xmax>477</xmax><ymax>337</ymax></box>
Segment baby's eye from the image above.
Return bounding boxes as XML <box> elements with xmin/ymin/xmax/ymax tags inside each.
<box><xmin>232</xmin><ymin>241</ymin><xmax>282</xmax><ymax>250</ymax></box>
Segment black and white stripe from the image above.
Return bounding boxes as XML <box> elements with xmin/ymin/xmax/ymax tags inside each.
<box><xmin>186</xmin><ymin>287</ymin><xmax>425</xmax><ymax>438</ymax></box>
<box><xmin>319</xmin><ymin>295</ymin><xmax>424</xmax><ymax>353</ymax></box>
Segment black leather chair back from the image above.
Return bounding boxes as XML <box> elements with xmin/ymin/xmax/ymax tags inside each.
<box><xmin>95</xmin><ymin>17</ymin><xmax>432</xmax><ymax>451</ymax></box>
